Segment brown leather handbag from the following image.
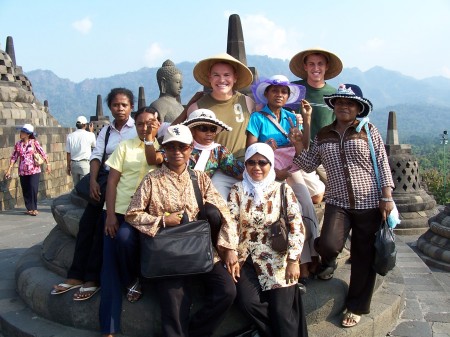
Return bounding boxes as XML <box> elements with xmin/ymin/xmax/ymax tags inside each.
<box><xmin>270</xmin><ymin>183</ymin><xmax>289</xmax><ymax>253</ymax></box>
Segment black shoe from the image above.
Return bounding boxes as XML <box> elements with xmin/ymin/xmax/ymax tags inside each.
<box><xmin>317</xmin><ymin>264</ymin><xmax>335</xmax><ymax>280</ymax></box>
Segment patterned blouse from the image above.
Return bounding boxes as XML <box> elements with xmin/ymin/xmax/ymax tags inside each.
<box><xmin>189</xmin><ymin>147</ymin><xmax>244</xmax><ymax>178</ymax></box>
<box><xmin>221</xmin><ymin>181</ymin><xmax>305</xmax><ymax>291</ymax></box>
<box><xmin>9</xmin><ymin>139</ymin><xmax>48</xmax><ymax>176</ymax></box>
<box><xmin>124</xmin><ymin>165</ymin><xmax>237</xmax><ymax>260</ymax></box>
<box><xmin>293</xmin><ymin>120</ymin><xmax>394</xmax><ymax>209</ymax></box>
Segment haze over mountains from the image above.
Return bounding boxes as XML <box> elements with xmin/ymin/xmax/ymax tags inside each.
<box><xmin>26</xmin><ymin>55</ymin><xmax>450</xmax><ymax>143</ymax></box>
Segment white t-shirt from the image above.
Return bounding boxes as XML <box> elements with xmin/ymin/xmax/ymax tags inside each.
<box><xmin>65</xmin><ymin>129</ymin><xmax>96</xmax><ymax>161</ymax></box>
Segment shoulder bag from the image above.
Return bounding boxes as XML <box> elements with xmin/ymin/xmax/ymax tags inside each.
<box><xmin>270</xmin><ymin>182</ymin><xmax>289</xmax><ymax>252</ymax></box>
<box><xmin>359</xmin><ymin>120</ymin><xmax>398</xmax><ymax>275</ymax></box>
<box><xmin>140</xmin><ymin>169</ymin><xmax>214</xmax><ymax>278</ymax></box>
<box><xmin>258</xmin><ymin>111</ymin><xmax>299</xmax><ymax>173</ymax></box>
<box><xmin>75</xmin><ymin>126</ymin><xmax>111</xmax><ymax>206</ymax></box>
<box><xmin>32</xmin><ymin>141</ymin><xmax>45</xmax><ymax>166</ymax></box>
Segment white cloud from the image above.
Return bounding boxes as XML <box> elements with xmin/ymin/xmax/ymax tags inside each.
<box><xmin>363</xmin><ymin>37</ymin><xmax>384</xmax><ymax>51</ymax></box>
<box><xmin>240</xmin><ymin>14</ymin><xmax>302</xmax><ymax>60</ymax></box>
<box><xmin>72</xmin><ymin>17</ymin><xmax>92</xmax><ymax>35</ymax></box>
<box><xmin>144</xmin><ymin>42</ymin><xmax>170</xmax><ymax>67</ymax></box>
<box><xmin>442</xmin><ymin>66</ymin><xmax>450</xmax><ymax>78</ymax></box>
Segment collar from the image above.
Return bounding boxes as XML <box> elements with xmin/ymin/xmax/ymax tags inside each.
<box><xmin>261</xmin><ymin>105</ymin><xmax>291</xmax><ymax>120</ymax></box>
<box><xmin>112</xmin><ymin>117</ymin><xmax>135</xmax><ymax>130</ymax></box>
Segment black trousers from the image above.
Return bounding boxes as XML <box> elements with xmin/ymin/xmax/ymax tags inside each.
<box><xmin>315</xmin><ymin>204</ymin><xmax>381</xmax><ymax>314</ymax></box>
<box><xmin>236</xmin><ymin>256</ymin><xmax>308</xmax><ymax>337</ymax></box>
<box><xmin>67</xmin><ymin>202</ymin><xmax>104</xmax><ymax>283</ymax></box>
<box><xmin>155</xmin><ymin>262</ymin><xmax>236</xmax><ymax>337</ymax></box>
<box><xmin>19</xmin><ymin>173</ymin><xmax>40</xmax><ymax>211</ymax></box>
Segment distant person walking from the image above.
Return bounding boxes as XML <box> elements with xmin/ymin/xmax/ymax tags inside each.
<box><xmin>66</xmin><ymin>116</ymin><xmax>96</xmax><ymax>185</ymax></box>
<box><xmin>4</xmin><ymin>124</ymin><xmax>51</xmax><ymax>216</ymax></box>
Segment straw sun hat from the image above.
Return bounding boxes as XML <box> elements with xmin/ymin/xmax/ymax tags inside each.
<box><xmin>289</xmin><ymin>48</ymin><xmax>343</xmax><ymax>80</ymax></box>
<box><xmin>193</xmin><ymin>52</ymin><xmax>253</xmax><ymax>90</ymax></box>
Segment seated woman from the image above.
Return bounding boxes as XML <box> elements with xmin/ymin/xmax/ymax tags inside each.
<box><xmin>218</xmin><ymin>143</ymin><xmax>308</xmax><ymax>337</ymax></box>
<box><xmin>246</xmin><ymin>75</ymin><xmax>320</xmax><ymax>291</ymax></box>
<box><xmin>125</xmin><ymin>124</ymin><xmax>237</xmax><ymax>337</ymax></box>
<box><xmin>100</xmin><ymin>107</ymin><xmax>161</xmax><ymax>337</ymax></box>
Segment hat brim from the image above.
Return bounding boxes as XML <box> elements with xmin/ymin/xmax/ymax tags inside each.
<box><xmin>183</xmin><ymin>118</ymin><xmax>232</xmax><ymax>133</ymax></box>
<box><xmin>252</xmin><ymin>80</ymin><xmax>306</xmax><ymax>105</ymax></box>
<box><xmin>20</xmin><ymin>128</ymin><xmax>33</xmax><ymax>134</ymax></box>
<box><xmin>323</xmin><ymin>95</ymin><xmax>373</xmax><ymax>118</ymax></box>
<box><xmin>289</xmin><ymin>48</ymin><xmax>343</xmax><ymax>80</ymax></box>
<box><xmin>193</xmin><ymin>53</ymin><xmax>253</xmax><ymax>90</ymax></box>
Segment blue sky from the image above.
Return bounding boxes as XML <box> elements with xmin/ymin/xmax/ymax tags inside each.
<box><xmin>1</xmin><ymin>0</ymin><xmax>450</xmax><ymax>82</ymax></box>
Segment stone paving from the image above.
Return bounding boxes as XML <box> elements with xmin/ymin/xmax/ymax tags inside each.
<box><xmin>0</xmin><ymin>199</ymin><xmax>449</xmax><ymax>337</ymax></box>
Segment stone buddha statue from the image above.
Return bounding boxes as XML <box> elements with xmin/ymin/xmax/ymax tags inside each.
<box><xmin>149</xmin><ymin>59</ymin><xmax>184</xmax><ymax>123</ymax></box>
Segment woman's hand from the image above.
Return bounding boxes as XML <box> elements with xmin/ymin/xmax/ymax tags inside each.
<box><xmin>285</xmin><ymin>260</ymin><xmax>300</xmax><ymax>284</ymax></box>
<box><xmin>4</xmin><ymin>168</ymin><xmax>12</xmax><ymax>180</ymax></box>
<box><xmin>379</xmin><ymin>200</ymin><xmax>394</xmax><ymax>221</ymax></box>
<box><xmin>300</xmin><ymin>99</ymin><xmax>312</xmax><ymax>117</ymax></box>
<box><xmin>90</xmin><ymin>179</ymin><xmax>101</xmax><ymax>202</ymax></box>
<box><xmin>105</xmin><ymin>213</ymin><xmax>119</xmax><ymax>238</ymax></box>
<box><xmin>163</xmin><ymin>211</ymin><xmax>184</xmax><ymax>227</ymax></box>
<box><xmin>275</xmin><ymin>167</ymin><xmax>291</xmax><ymax>181</ymax></box>
<box><xmin>46</xmin><ymin>163</ymin><xmax>51</xmax><ymax>174</ymax></box>
<box><xmin>219</xmin><ymin>247</ymin><xmax>240</xmax><ymax>282</ymax></box>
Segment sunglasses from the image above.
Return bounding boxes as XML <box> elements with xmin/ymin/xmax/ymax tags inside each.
<box><xmin>196</xmin><ymin>125</ymin><xmax>218</xmax><ymax>133</ymax></box>
<box><xmin>164</xmin><ymin>144</ymin><xmax>192</xmax><ymax>152</ymax></box>
<box><xmin>245</xmin><ymin>159</ymin><xmax>271</xmax><ymax>167</ymax></box>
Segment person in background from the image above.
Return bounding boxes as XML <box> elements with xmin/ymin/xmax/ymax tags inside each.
<box><xmin>100</xmin><ymin>107</ymin><xmax>160</xmax><ymax>337</ymax></box>
<box><xmin>51</xmin><ymin>88</ymin><xmax>137</xmax><ymax>301</ymax></box>
<box><xmin>4</xmin><ymin>123</ymin><xmax>51</xmax><ymax>216</ymax></box>
<box><xmin>247</xmin><ymin>75</ymin><xmax>319</xmax><ymax>292</ymax></box>
<box><xmin>172</xmin><ymin>52</ymin><xmax>255</xmax><ymax>199</ymax></box>
<box><xmin>66</xmin><ymin>115</ymin><xmax>96</xmax><ymax>185</ymax></box>
<box><xmin>125</xmin><ymin>124</ymin><xmax>237</xmax><ymax>337</ymax></box>
<box><xmin>219</xmin><ymin>143</ymin><xmax>308</xmax><ymax>337</ymax></box>
<box><xmin>289</xmin><ymin>84</ymin><xmax>394</xmax><ymax>328</ymax></box>
<box><xmin>290</xmin><ymin>48</ymin><xmax>343</xmax><ymax>204</ymax></box>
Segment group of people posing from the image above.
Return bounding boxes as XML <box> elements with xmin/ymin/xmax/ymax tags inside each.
<box><xmin>42</xmin><ymin>47</ymin><xmax>394</xmax><ymax>337</ymax></box>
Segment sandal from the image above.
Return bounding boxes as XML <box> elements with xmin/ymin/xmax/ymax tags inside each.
<box><xmin>342</xmin><ymin>311</ymin><xmax>361</xmax><ymax>328</ymax></box>
<box><xmin>51</xmin><ymin>283</ymin><xmax>82</xmax><ymax>295</ymax></box>
<box><xmin>73</xmin><ymin>286</ymin><xmax>100</xmax><ymax>301</ymax></box>
<box><xmin>126</xmin><ymin>279</ymin><xmax>142</xmax><ymax>303</ymax></box>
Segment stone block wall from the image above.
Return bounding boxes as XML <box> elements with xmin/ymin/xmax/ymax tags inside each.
<box><xmin>0</xmin><ymin>102</ymin><xmax>74</xmax><ymax>211</ymax></box>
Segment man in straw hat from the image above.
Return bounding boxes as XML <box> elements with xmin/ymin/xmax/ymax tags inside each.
<box><xmin>173</xmin><ymin>52</ymin><xmax>255</xmax><ymax>199</ymax></box>
<box><xmin>290</xmin><ymin>48</ymin><xmax>343</xmax><ymax>204</ymax></box>
<box><xmin>289</xmin><ymin>83</ymin><xmax>394</xmax><ymax>328</ymax></box>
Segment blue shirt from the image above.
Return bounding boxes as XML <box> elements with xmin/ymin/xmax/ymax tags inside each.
<box><xmin>246</xmin><ymin>105</ymin><xmax>298</xmax><ymax>147</ymax></box>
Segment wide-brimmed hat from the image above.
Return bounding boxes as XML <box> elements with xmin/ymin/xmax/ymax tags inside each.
<box><xmin>193</xmin><ymin>53</ymin><xmax>253</xmax><ymax>90</ymax></box>
<box><xmin>76</xmin><ymin>116</ymin><xmax>88</xmax><ymax>124</ymax></box>
<box><xmin>182</xmin><ymin>109</ymin><xmax>232</xmax><ymax>133</ymax></box>
<box><xmin>162</xmin><ymin>124</ymin><xmax>193</xmax><ymax>145</ymax></box>
<box><xmin>20</xmin><ymin>123</ymin><xmax>34</xmax><ymax>134</ymax></box>
<box><xmin>251</xmin><ymin>75</ymin><xmax>306</xmax><ymax>105</ymax></box>
<box><xmin>323</xmin><ymin>84</ymin><xmax>373</xmax><ymax>118</ymax></box>
<box><xmin>289</xmin><ymin>48</ymin><xmax>343</xmax><ymax>80</ymax></box>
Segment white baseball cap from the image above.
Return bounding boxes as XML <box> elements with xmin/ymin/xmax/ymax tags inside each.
<box><xmin>20</xmin><ymin>123</ymin><xmax>34</xmax><ymax>134</ymax></box>
<box><xmin>162</xmin><ymin>124</ymin><xmax>193</xmax><ymax>145</ymax></box>
<box><xmin>76</xmin><ymin>116</ymin><xmax>88</xmax><ymax>124</ymax></box>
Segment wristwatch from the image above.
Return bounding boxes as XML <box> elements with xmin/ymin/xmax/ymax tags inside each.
<box><xmin>144</xmin><ymin>140</ymin><xmax>154</xmax><ymax>146</ymax></box>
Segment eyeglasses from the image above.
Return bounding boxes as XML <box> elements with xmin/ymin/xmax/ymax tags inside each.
<box><xmin>164</xmin><ymin>144</ymin><xmax>192</xmax><ymax>152</ymax></box>
<box><xmin>196</xmin><ymin>125</ymin><xmax>218</xmax><ymax>133</ymax></box>
<box><xmin>245</xmin><ymin>159</ymin><xmax>271</xmax><ymax>167</ymax></box>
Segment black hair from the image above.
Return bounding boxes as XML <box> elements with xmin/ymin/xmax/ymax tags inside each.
<box><xmin>134</xmin><ymin>106</ymin><xmax>161</xmax><ymax>122</ymax></box>
<box><xmin>105</xmin><ymin>88</ymin><xmax>135</xmax><ymax>108</ymax></box>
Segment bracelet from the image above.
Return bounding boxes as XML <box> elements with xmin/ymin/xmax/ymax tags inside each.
<box><xmin>380</xmin><ymin>197</ymin><xmax>394</xmax><ymax>202</ymax></box>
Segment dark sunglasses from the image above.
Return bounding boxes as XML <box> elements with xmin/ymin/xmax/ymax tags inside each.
<box><xmin>164</xmin><ymin>144</ymin><xmax>192</xmax><ymax>152</ymax></box>
<box><xmin>196</xmin><ymin>125</ymin><xmax>218</xmax><ymax>133</ymax></box>
<box><xmin>245</xmin><ymin>159</ymin><xmax>271</xmax><ymax>167</ymax></box>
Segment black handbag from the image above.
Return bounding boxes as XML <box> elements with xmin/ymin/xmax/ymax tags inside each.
<box><xmin>270</xmin><ymin>183</ymin><xmax>289</xmax><ymax>253</ymax></box>
<box><xmin>75</xmin><ymin>126</ymin><xmax>111</xmax><ymax>207</ymax></box>
<box><xmin>373</xmin><ymin>220</ymin><xmax>397</xmax><ymax>276</ymax></box>
<box><xmin>140</xmin><ymin>169</ymin><xmax>214</xmax><ymax>278</ymax></box>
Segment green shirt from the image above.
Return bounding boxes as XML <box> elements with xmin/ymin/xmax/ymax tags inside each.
<box><xmin>293</xmin><ymin>80</ymin><xmax>336</xmax><ymax>140</ymax></box>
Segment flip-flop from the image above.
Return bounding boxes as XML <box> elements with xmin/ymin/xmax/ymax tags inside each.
<box><xmin>50</xmin><ymin>283</ymin><xmax>82</xmax><ymax>295</ymax></box>
<box><xmin>342</xmin><ymin>311</ymin><xmax>361</xmax><ymax>328</ymax></box>
<box><xmin>73</xmin><ymin>286</ymin><xmax>100</xmax><ymax>301</ymax></box>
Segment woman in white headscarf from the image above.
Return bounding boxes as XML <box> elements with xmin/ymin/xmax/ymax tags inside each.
<box><xmin>217</xmin><ymin>143</ymin><xmax>309</xmax><ymax>337</ymax></box>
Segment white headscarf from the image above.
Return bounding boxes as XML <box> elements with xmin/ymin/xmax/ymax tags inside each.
<box><xmin>242</xmin><ymin>143</ymin><xmax>276</xmax><ymax>206</ymax></box>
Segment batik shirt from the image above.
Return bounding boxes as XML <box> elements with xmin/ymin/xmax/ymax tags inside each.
<box><xmin>293</xmin><ymin>120</ymin><xmax>394</xmax><ymax>209</ymax></box>
<box><xmin>189</xmin><ymin>147</ymin><xmax>244</xmax><ymax>178</ymax></box>
<box><xmin>222</xmin><ymin>181</ymin><xmax>305</xmax><ymax>291</ymax></box>
<box><xmin>9</xmin><ymin>139</ymin><xmax>48</xmax><ymax>176</ymax></box>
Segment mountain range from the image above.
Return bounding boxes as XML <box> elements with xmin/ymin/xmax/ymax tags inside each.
<box><xmin>26</xmin><ymin>55</ymin><xmax>450</xmax><ymax>144</ymax></box>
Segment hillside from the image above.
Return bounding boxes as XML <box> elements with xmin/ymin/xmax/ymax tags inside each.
<box><xmin>26</xmin><ymin>55</ymin><xmax>450</xmax><ymax>142</ymax></box>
